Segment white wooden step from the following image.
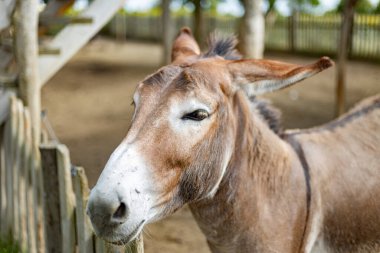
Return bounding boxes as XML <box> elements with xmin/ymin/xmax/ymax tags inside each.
<box><xmin>38</xmin><ymin>0</ymin><xmax>124</xmax><ymax>87</ymax></box>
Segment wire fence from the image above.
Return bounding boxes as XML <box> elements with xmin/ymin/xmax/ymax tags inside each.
<box><xmin>109</xmin><ymin>13</ymin><xmax>380</xmax><ymax>61</ymax></box>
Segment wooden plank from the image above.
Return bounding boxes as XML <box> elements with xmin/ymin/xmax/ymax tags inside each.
<box><xmin>72</xmin><ymin>166</ymin><xmax>94</xmax><ymax>253</ymax></box>
<box><xmin>39</xmin><ymin>15</ymin><xmax>93</xmax><ymax>26</ymax></box>
<box><xmin>95</xmin><ymin>236</ymin><xmax>106</xmax><ymax>253</ymax></box>
<box><xmin>17</xmin><ymin>106</ymin><xmax>29</xmax><ymax>251</ymax></box>
<box><xmin>56</xmin><ymin>144</ymin><xmax>76</xmax><ymax>253</ymax></box>
<box><xmin>24</xmin><ymin>109</ymin><xmax>37</xmax><ymax>253</ymax></box>
<box><xmin>34</xmin><ymin>145</ymin><xmax>46</xmax><ymax>253</ymax></box>
<box><xmin>114</xmin><ymin>14</ymin><xmax>126</xmax><ymax>41</ymax></box>
<box><xmin>40</xmin><ymin>144</ymin><xmax>62</xmax><ymax>253</ymax></box>
<box><xmin>38</xmin><ymin>47</ymin><xmax>61</xmax><ymax>55</ymax></box>
<box><xmin>0</xmin><ymin>91</ymin><xmax>12</xmax><ymax>125</ymax></box>
<box><xmin>1</xmin><ymin>100</ymin><xmax>12</xmax><ymax>237</ymax></box>
<box><xmin>0</xmin><ymin>120</ymin><xmax>6</xmax><ymax>236</ymax></box>
<box><xmin>38</xmin><ymin>0</ymin><xmax>125</xmax><ymax>87</ymax></box>
<box><xmin>17</xmin><ymin>105</ymin><xmax>29</xmax><ymax>251</ymax></box>
<box><xmin>15</xmin><ymin>100</ymin><xmax>25</xmax><ymax>246</ymax></box>
<box><xmin>5</xmin><ymin>96</ymin><xmax>17</xmax><ymax>235</ymax></box>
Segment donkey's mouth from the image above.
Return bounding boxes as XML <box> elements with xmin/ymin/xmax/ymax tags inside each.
<box><xmin>108</xmin><ymin>220</ymin><xmax>145</xmax><ymax>245</ymax></box>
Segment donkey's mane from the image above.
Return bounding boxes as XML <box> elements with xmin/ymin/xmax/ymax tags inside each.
<box><xmin>249</xmin><ymin>96</ymin><xmax>283</xmax><ymax>135</ymax></box>
<box><xmin>203</xmin><ymin>33</ymin><xmax>242</xmax><ymax>60</ymax></box>
<box><xmin>202</xmin><ymin>34</ymin><xmax>283</xmax><ymax>134</ymax></box>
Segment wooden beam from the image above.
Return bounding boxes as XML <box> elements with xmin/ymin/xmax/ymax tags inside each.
<box><xmin>39</xmin><ymin>0</ymin><xmax>124</xmax><ymax>87</ymax></box>
<box><xmin>38</xmin><ymin>47</ymin><xmax>61</xmax><ymax>55</ymax></box>
<box><xmin>39</xmin><ymin>16</ymin><xmax>93</xmax><ymax>26</ymax></box>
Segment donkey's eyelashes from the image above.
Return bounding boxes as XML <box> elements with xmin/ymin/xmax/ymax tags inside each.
<box><xmin>181</xmin><ymin>109</ymin><xmax>209</xmax><ymax>121</ymax></box>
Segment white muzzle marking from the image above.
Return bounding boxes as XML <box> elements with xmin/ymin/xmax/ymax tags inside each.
<box><xmin>87</xmin><ymin>141</ymin><xmax>159</xmax><ymax>243</ymax></box>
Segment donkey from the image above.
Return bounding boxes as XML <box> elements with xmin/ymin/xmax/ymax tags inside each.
<box><xmin>87</xmin><ymin>28</ymin><xmax>380</xmax><ymax>253</ymax></box>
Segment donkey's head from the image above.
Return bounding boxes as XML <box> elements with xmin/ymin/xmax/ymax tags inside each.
<box><xmin>87</xmin><ymin>28</ymin><xmax>333</xmax><ymax>244</ymax></box>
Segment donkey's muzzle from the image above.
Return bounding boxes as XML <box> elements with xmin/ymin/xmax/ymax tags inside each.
<box><xmin>86</xmin><ymin>189</ymin><xmax>129</xmax><ymax>235</ymax></box>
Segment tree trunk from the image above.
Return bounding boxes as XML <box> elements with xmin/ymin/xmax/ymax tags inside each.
<box><xmin>14</xmin><ymin>0</ymin><xmax>40</xmax><ymax>145</ymax></box>
<box><xmin>288</xmin><ymin>11</ymin><xmax>298</xmax><ymax>53</ymax></box>
<box><xmin>193</xmin><ymin>0</ymin><xmax>204</xmax><ymax>46</ymax></box>
<box><xmin>162</xmin><ymin>0</ymin><xmax>172</xmax><ymax>64</ymax></box>
<box><xmin>240</xmin><ymin>0</ymin><xmax>265</xmax><ymax>59</ymax></box>
<box><xmin>14</xmin><ymin>2</ymin><xmax>45</xmax><ymax>252</ymax></box>
<box><xmin>336</xmin><ymin>0</ymin><xmax>358</xmax><ymax>116</ymax></box>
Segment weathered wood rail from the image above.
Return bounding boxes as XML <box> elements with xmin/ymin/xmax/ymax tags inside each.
<box><xmin>0</xmin><ymin>93</ymin><xmax>144</xmax><ymax>253</ymax></box>
<box><xmin>0</xmin><ymin>92</ymin><xmax>41</xmax><ymax>252</ymax></box>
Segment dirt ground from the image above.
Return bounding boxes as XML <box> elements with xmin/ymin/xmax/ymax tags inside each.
<box><xmin>41</xmin><ymin>37</ymin><xmax>380</xmax><ymax>253</ymax></box>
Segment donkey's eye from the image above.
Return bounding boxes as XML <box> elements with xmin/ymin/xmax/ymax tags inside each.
<box><xmin>182</xmin><ymin>109</ymin><xmax>209</xmax><ymax>121</ymax></box>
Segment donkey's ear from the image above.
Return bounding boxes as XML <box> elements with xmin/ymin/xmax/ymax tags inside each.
<box><xmin>171</xmin><ymin>27</ymin><xmax>201</xmax><ymax>63</ymax></box>
<box><xmin>227</xmin><ymin>57</ymin><xmax>334</xmax><ymax>96</ymax></box>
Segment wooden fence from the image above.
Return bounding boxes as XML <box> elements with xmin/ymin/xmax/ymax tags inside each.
<box><xmin>0</xmin><ymin>92</ymin><xmax>143</xmax><ymax>253</ymax></box>
<box><xmin>0</xmin><ymin>92</ymin><xmax>42</xmax><ymax>252</ymax></box>
<box><xmin>108</xmin><ymin>13</ymin><xmax>380</xmax><ymax>61</ymax></box>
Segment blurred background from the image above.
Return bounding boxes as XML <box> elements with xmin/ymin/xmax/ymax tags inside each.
<box><xmin>1</xmin><ymin>0</ymin><xmax>379</xmax><ymax>252</ymax></box>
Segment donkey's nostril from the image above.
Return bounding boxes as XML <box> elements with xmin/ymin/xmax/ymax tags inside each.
<box><xmin>112</xmin><ymin>202</ymin><xmax>128</xmax><ymax>222</ymax></box>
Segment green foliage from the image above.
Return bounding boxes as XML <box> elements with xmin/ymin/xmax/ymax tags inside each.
<box><xmin>335</xmin><ymin>0</ymin><xmax>377</xmax><ymax>14</ymax></box>
<box><xmin>0</xmin><ymin>238</ymin><xmax>20</xmax><ymax>253</ymax></box>
<box><xmin>375</xmin><ymin>2</ymin><xmax>380</xmax><ymax>14</ymax></box>
<box><xmin>266</xmin><ymin>0</ymin><xmax>276</xmax><ymax>14</ymax></box>
<box><xmin>181</xmin><ymin>0</ymin><xmax>226</xmax><ymax>13</ymax></box>
<box><xmin>289</xmin><ymin>0</ymin><xmax>320</xmax><ymax>12</ymax></box>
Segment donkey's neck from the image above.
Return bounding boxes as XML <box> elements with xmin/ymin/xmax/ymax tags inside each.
<box><xmin>189</xmin><ymin>93</ymin><xmax>308</xmax><ymax>253</ymax></box>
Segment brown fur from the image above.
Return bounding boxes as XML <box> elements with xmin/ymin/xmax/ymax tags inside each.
<box><xmin>112</xmin><ymin>30</ymin><xmax>379</xmax><ymax>253</ymax></box>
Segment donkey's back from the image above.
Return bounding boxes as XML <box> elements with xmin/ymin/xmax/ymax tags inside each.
<box><xmin>292</xmin><ymin>95</ymin><xmax>380</xmax><ymax>253</ymax></box>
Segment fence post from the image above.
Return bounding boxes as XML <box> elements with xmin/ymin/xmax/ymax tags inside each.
<box><xmin>0</xmin><ymin>92</ymin><xmax>12</xmax><ymax>237</ymax></box>
<box><xmin>40</xmin><ymin>144</ymin><xmax>76</xmax><ymax>253</ymax></box>
<box><xmin>18</xmin><ymin>107</ymin><xmax>28</xmax><ymax>251</ymax></box>
<box><xmin>15</xmin><ymin>101</ymin><xmax>25</xmax><ymax>248</ymax></box>
<box><xmin>56</xmin><ymin>144</ymin><xmax>76</xmax><ymax>253</ymax></box>
<box><xmin>115</xmin><ymin>14</ymin><xmax>126</xmax><ymax>41</ymax></box>
<box><xmin>24</xmin><ymin>108</ymin><xmax>37</xmax><ymax>253</ymax></box>
<box><xmin>40</xmin><ymin>145</ymin><xmax>63</xmax><ymax>253</ymax></box>
<box><xmin>72</xmin><ymin>166</ymin><xmax>94</xmax><ymax>253</ymax></box>
<box><xmin>0</xmin><ymin>119</ymin><xmax>5</xmax><ymax>237</ymax></box>
<box><xmin>288</xmin><ymin>11</ymin><xmax>298</xmax><ymax>52</ymax></box>
<box><xmin>5</xmin><ymin>96</ymin><xmax>17</xmax><ymax>236</ymax></box>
